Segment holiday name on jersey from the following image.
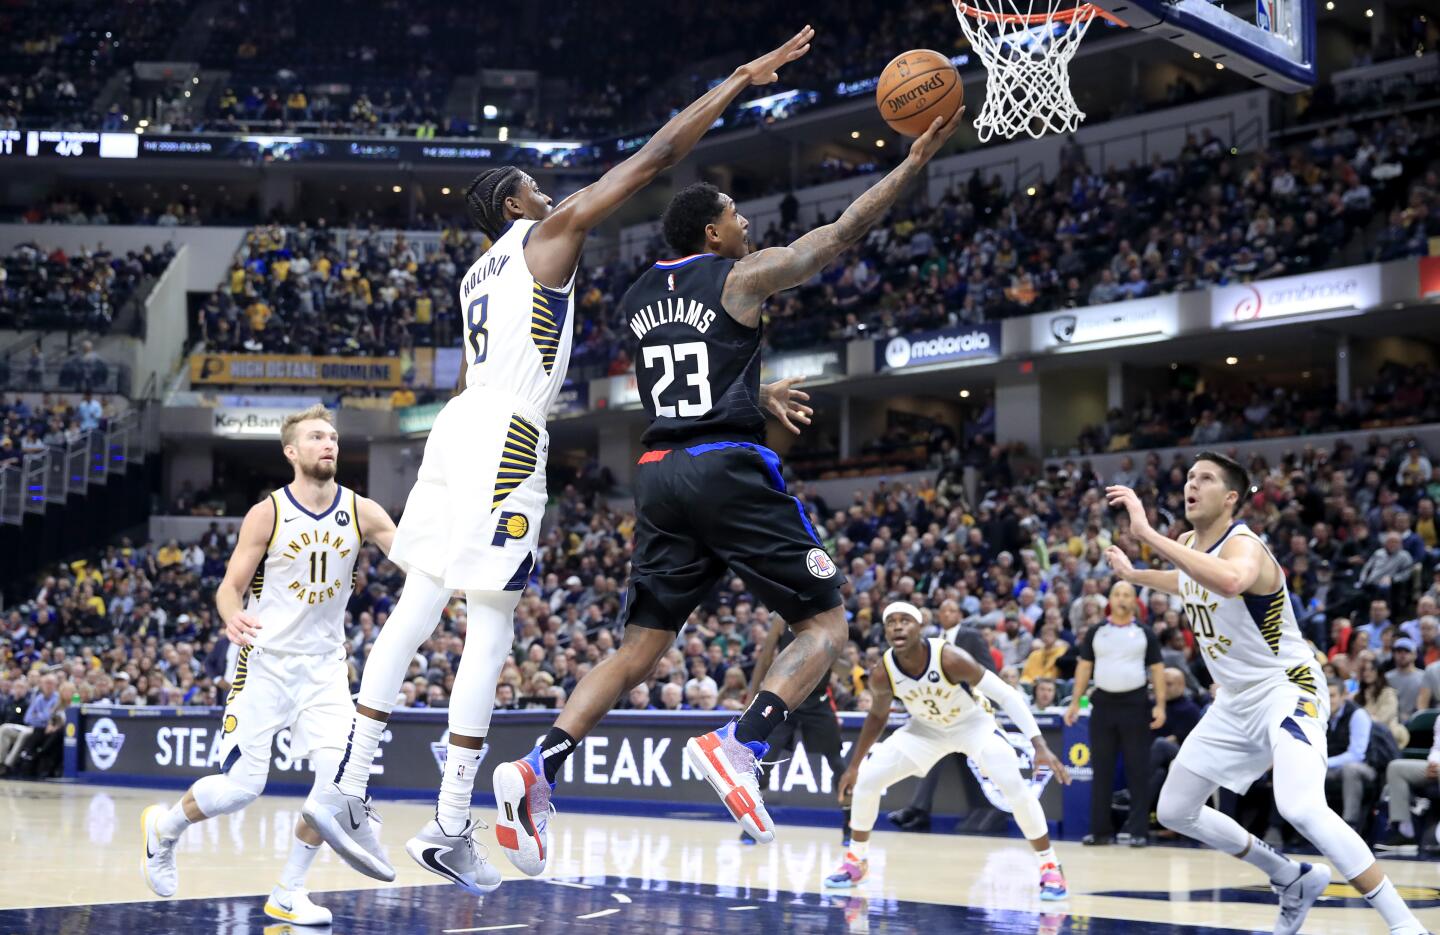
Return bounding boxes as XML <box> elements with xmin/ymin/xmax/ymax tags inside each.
<box><xmin>462</xmin><ymin>253</ymin><xmax>510</xmax><ymax>294</ymax></box>
<box><xmin>628</xmin><ymin>296</ymin><xmax>718</xmax><ymax>339</ymax></box>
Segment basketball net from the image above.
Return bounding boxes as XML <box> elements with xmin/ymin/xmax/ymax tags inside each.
<box><xmin>953</xmin><ymin>0</ymin><xmax>1123</xmax><ymax>141</ymax></box>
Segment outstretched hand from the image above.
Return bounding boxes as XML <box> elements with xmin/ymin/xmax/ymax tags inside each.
<box><xmin>761</xmin><ymin>377</ymin><xmax>814</xmax><ymax>435</ymax></box>
<box><xmin>737</xmin><ymin>25</ymin><xmax>815</xmax><ymax>86</ymax></box>
<box><xmin>907</xmin><ymin>106</ymin><xmax>966</xmax><ymax>165</ymax></box>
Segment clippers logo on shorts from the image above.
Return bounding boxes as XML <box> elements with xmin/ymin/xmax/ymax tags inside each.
<box><xmin>492</xmin><ymin>511</ymin><xmax>530</xmax><ymax>546</ymax></box>
<box><xmin>806</xmin><ymin>548</ymin><xmax>837</xmax><ymax>579</ymax></box>
<box><xmin>84</xmin><ymin>717</ymin><xmax>126</xmax><ymax>770</ymax></box>
<box><xmin>966</xmin><ymin>732</ymin><xmax>1054</xmax><ymax>813</ymax></box>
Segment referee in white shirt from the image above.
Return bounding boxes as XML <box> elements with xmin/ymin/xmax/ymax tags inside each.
<box><xmin>1064</xmin><ymin>581</ymin><xmax>1165</xmax><ymax>846</ymax></box>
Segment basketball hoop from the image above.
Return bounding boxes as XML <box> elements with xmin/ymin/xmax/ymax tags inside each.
<box><xmin>953</xmin><ymin>0</ymin><xmax>1125</xmax><ymax>141</ymax></box>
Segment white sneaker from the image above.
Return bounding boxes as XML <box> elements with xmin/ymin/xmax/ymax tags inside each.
<box><xmin>1272</xmin><ymin>861</ymin><xmax>1330</xmax><ymax>935</ymax></box>
<box><xmin>301</xmin><ymin>781</ymin><xmax>395</xmax><ymax>882</ymax></box>
<box><xmin>264</xmin><ymin>886</ymin><xmax>333</xmax><ymax>926</ymax></box>
<box><xmin>140</xmin><ymin>804</ymin><xmax>178</xmax><ymax>897</ymax></box>
<box><xmin>683</xmin><ymin>722</ymin><xmax>774</xmax><ymax>843</ymax></box>
<box><xmin>406</xmin><ymin>817</ymin><xmax>503</xmax><ymax>894</ymax></box>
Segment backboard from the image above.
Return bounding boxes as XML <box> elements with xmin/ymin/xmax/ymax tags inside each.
<box><xmin>1088</xmin><ymin>0</ymin><xmax>1317</xmax><ymax>91</ymax></box>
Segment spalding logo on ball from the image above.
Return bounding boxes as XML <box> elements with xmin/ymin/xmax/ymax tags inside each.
<box><xmin>877</xmin><ymin>49</ymin><xmax>964</xmax><ymax>137</ymax></box>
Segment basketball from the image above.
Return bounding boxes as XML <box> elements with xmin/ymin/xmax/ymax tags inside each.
<box><xmin>876</xmin><ymin>49</ymin><xmax>963</xmax><ymax>137</ymax></box>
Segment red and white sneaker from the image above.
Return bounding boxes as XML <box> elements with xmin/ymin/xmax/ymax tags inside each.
<box><xmin>492</xmin><ymin>745</ymin><xmax>554</xmax><ymax>876</ymax></box>
<box><xmin>824</xmin><ymin>854</ymin><xmax>869</xmax><ymax>889</ymax></box>
<box><xmin>683</xmin><ymin>722</ymin><xmax>774</xmax><ymax>843</ymax></box>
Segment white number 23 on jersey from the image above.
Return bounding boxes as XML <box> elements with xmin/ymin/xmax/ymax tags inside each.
<box><xmin>643</xmin><ymin>342</ymin><xmax>712</xmax><ymax>418</ymax></box>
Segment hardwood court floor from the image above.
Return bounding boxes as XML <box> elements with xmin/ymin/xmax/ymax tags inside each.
<box><xmin>2</xmin><ymin>779</ymin><xmax>1437</xmax><ymax>933</ymax></box>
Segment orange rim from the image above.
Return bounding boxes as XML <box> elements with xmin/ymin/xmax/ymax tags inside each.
<box><xmin>954</xmin><ymin>0</ymin><xmax>1127</xmax><ymax>27</ymax></box>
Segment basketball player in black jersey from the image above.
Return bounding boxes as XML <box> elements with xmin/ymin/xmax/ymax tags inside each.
<box><xmin>494</xmin><ymin>103</ymin><xmax>964</xmax><ymax>863</ymax></box>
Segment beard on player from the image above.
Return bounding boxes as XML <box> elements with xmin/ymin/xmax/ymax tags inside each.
<box><xmin>300</xmin><ymin>452</ymin><xmax>337</xmax><ymax>481</ymax></box>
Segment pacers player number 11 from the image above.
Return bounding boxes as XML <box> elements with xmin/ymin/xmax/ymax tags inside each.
<box><xmin>643</xmin><ymin>342</ymin><xmax>713</xmax><ymax>418</ymax></box>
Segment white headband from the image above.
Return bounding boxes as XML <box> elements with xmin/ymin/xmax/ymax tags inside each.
<box><xmin>882</xmin><ymin>601</ymin><xmax>923</xmax><ymax>625</ymax></box>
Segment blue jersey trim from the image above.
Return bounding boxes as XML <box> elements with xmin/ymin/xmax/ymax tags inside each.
<box><xmin>653</xmin><ymin>253</ymin><xmax>715</xmax><ymax>269</ymax></box>
<box><xmin>683</xmin><ymin>442</ymin><xmax>821</xmax><ymax>545</ymax></box>
<box><xmin>283</xmin><ymin>485</ymin><xmax>343</xmax><ymax>521</ymax></box>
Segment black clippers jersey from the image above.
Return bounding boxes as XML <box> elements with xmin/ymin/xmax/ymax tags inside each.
<box><xmin>622</xmin><ymin>253</ymin><xmax>764</xmax><ymax>446</ymax></box>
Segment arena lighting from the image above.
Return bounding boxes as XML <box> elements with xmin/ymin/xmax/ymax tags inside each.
<box><xmin>1170</xmin><ymin>362</ymin><xmax>1178</xmax><ymax>369</ymax></box>
<box><xmin>1019</xmin><ymin>360</ymin><xmax>1034</xmax><ymax>374</ymax></box>
<box><xmin>497</xmin><ymin>126</ymin><xmax>509</xmax><ymax>142</ymax></box>
<box><xmin>1365</xmin><ymin>8</ymin><xmax>1374</xmax><ymax>16</ymax></box>
<box><xmin>441</xmin><ymin>187</ymin><xmax>451</xmax><ymax>195</ymax></box>
<box><xmin>959</xmin><ymin>389</ymin><xmax>971</xmax><ymax>398</ymax></box>
<box><xmin>875</xmin><ymin>139</ymin><xmax>885</xmax><ymax>147</ymax></box>
<box><xmin>1225</xmin><ymin>356</ymin><xmax>1239</xmax><ymax>365</ymax></box>
<box><xmin>1026</xmin><ymin>186</ymin><xmax>1036</xmax><ymax>196</ymax></box>
<box><xmin>1324</xmin><ymin>1</ymin><xmax>1333</xmax><ymax>8</ymax></box>
<box><xmin>851</xmin><ymin>131</ymin><xmax>860</xmax><ymax>138</ymax></box>
<box><xmin>392</xmin><ymin>185</ymin><xmax>402</xmax><ymax>194</ymax></box>
<box><xmin>482</xmin><ymin>104</ymin><xmax>499</xmax><ymax>119</ymax></box>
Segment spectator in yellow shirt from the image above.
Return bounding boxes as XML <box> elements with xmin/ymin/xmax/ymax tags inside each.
<box><xmin>414</xmin><ymin>293</ymin><xmax>433</xmax><ymax>325</ymax></box>
<box><xmin>1020</xmin><ymin>624</ymin><xmax>1070</xmax><ymax>684</ymax></box>
<box><xmin>228</xmin><ymin>263</ymin><xmax>246</xmax><ymax>295</ymax></box>
<box><xmin>390</xmin><ymin>387</ymin><xmax>417</xmax><ymax>409</ymax></box>
<box><xmin>156</xmin><ymin>539</ymin><xmax>184</xmax><ymax>567</ymax></box>
<box><xmin>315</xmin><ymin>255</ymin><xmax>332</xmax><ymax>280</ymax></box>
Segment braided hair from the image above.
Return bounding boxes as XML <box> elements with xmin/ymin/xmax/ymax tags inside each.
<box><xmin>464</xmin><ymin>166</ymin><xmax>523</xmax><ymax>240</ymax></box>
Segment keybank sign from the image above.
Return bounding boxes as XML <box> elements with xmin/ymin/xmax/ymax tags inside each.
<box><xmin>878</xmin><ymin>323</ymin><xmax>1001</xmax><ymax>371</ymax></box>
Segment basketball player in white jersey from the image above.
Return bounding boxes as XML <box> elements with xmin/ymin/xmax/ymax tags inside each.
<box><xmin>828</xmin><ymin>602</ymin><xmax>1072</xmax><ymax>900</ymax></box>
<box><xmin>302</xmin><ymin>27</ymin><xmax>819</xmax><ymax>891</ymax></box>
<box><xmin>1107</xmin><ymin>451</ymin><xmax>1428</xmax><ymax>935</ymax></box>
<box><xmin>140</xmin><ymin>405</ymin><xmax>396</xmax><ymax>926</ymax></box>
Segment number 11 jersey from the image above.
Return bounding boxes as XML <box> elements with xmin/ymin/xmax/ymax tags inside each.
<box><xmin>622</xmin><ymin>253</ymin><xmax>763</xmax><ymax>446</ymax></box>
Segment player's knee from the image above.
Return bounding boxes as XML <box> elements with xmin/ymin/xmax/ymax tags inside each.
<box><xmin>192</xmin><ymin>771</ymin><xmax>262</xmax><ymax>818</ymax></box>
<box><xmin>1155</xmin><ymin>779</ymin><xmax>1198</xmax><ymax>832</ymax></box>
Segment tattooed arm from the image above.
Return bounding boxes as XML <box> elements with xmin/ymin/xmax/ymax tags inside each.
<box><xmin>720</xmin><ymin>106</ymin><xmax>965</xmax><ymax>326</ymax></box>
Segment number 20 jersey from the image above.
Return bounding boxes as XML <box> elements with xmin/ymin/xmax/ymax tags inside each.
<box><xmin>250</xmin><ymin>485</ymin><xmax>362</xmax><ymax>656</ymax></box>
<box><xmin>621</xmin><ymin>253</ymin><xmax>764</xmax><ymax>446</ymax></box>
<box><xmin>460</xmin><ymin>218</ymin><xmax>576</xmax><ymax>416</ymax></box>
<box><xmin>1177</xmin><ymin>521</ymin><xmax>1319</xmax><ymax>696</ymax></box>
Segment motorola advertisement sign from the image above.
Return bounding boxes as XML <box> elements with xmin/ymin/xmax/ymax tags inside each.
<box><xmin>876</xmin><ymin>323</ymin><xmax>1001</xmax><ymax>372</ymax></box>
<box><xmin>69</xmin><ymin>706</ymin><xmax>1082</xmax><ymax>831</ymax></box>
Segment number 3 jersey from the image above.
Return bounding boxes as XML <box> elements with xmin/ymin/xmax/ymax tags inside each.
<box><xmin>882</xmin><ymin>638</ymin><xmax>991</xmax><ymax>729</ymax></box>
<box><xmin>249</xmin><ymin>485</ymin><xmax>363</xmax><ymax>656</ymax></box>
<box><xmin>622</xmin><ymin>253</ymin><xmax>764</xmax><ymax>446</ymax></box>
<box><xmin>1177</xmin><ymin>521</ymin><xmax>1320</xmax><ymax>696</ymax></box>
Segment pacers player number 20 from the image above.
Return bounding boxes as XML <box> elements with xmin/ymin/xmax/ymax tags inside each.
<box><xmin>643</xmin><ymin>342</ymin><xmax>712</xmax><ymax>417</ymax></box>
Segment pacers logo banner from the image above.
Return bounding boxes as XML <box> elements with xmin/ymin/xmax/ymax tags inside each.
<box><xmin>191</xmin><ymin>354</ymin><xmax>406</xmax><ymax>387</ymax></box>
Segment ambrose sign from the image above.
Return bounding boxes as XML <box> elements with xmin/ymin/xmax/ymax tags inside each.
<box><xmin>1211</xmin><ymin>264</ymin><xmax>1382</xmax><ymax>326</ymax></box>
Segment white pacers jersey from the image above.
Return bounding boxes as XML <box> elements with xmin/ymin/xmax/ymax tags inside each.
<box><xmin>459</xmin><ymin>218</ymin><xmax>576</xmax><ymax>415</ymax></box>
<box><xmin>883</xmin><ymin>638</ymin><xmax>991</xmax><ymax>729</ymax></box>
<box><xmin>249</xmin><ymin>485</ymin><xmax>362</xmax><ymax>656</ymax></box>
<box><xmin>1178</xmin><ymin>522</ymin><xmax>1319</xmax><ymax>696</ymax></box>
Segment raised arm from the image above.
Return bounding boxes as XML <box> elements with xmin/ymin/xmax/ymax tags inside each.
<box><xmin>721</xmin><ymin>106</ymin><xmax>965</xmax><ymax>325</ymax></box>
<box><xmin>216</xmin><ymin>497</ymin><xmax>275</xmax><ymax>647</ymax></box>
<box><xmin>1108</xmin><ymin>486</ymin><xmax>1275</xmax><ymax>599</ymax></box>
<box><xmin>837</xmin><ymin>660</ymin><xmax>894</xmax><ymax>803</ymax></box>
<box><xmin>1106</xmin><ymin>544</ymin><xmax>1181</xmax><ymax>596</ymax></box>
<box><xmin>524</xmin><ymin>26</ymin><xmax>814</xmax><ymax>286</ymax></box>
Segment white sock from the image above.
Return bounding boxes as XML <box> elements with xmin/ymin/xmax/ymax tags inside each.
<box><xmin>335</xmin><ymin>713</ymin><xmax>387</xmax><ymax>798</ymax></box>
<box><xmin>157</xmin><ymin>802</ymin><xmax>192</xmax><ymax>842</ymax></box>
<box><xmin>436</xmin><ymin>742</ymin><xmax>484</xmax><ymax>832</ymax></box>
<box><xmin>1363</xmin><ymin>878</ymin><xmax>1422</xmax><ymax>932</ymax></box>
<box><xmin>1242</xmin><ymin>835</ymin><xmax>1299</xmax><ymax>885</ymax></box>
<box><xmin>278</xmin><ymin>838</ymin><xmax>320</xmax><ymax>891</ymax></box>
<box><xmin>1034</xmin><ymin>846</ymin><xmax>1058</xmax><ymax>869</ymax></box>
<box><xmin>848</xmin><ymin>839</ymin><xmax>870</xmax><ymax>860</ymax></box>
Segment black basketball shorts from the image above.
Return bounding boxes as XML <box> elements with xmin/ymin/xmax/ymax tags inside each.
<box><xmin>621</xmin><ymin>441</ymin><xmax>845</xmax><ymax>631</ymax></box>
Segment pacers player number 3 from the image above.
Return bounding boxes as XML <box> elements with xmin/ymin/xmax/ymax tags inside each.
<box><xmin>643</xmin><ymin>342</ymin><xmax>712</xmax><ymax>418</ymax></box>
